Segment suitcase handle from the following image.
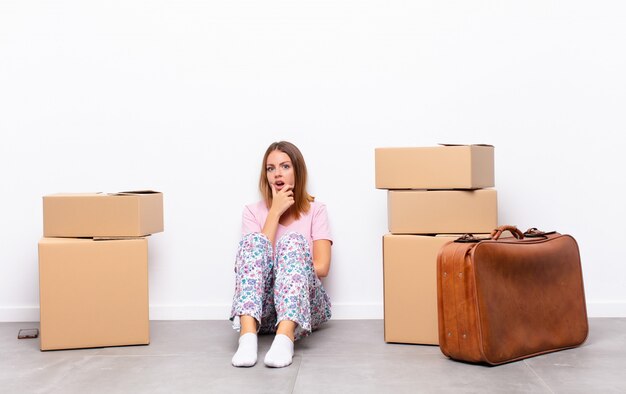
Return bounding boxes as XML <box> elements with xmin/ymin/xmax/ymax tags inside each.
<box><xmin>490</xmin><ymin>225</ymin><xmax>524</xmax><ymax>240</ymax></box>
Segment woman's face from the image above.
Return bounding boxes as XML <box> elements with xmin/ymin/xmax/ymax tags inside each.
<box><xmin>266</xmin><ymin>150</ymin><xmax>295</xmax><ymax>192</ymax></box>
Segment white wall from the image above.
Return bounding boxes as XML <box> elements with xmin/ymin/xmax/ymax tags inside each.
<box><xmin>1</xmin><ymin>1</ymin><xmax>625</xmax><ymax>321</ymax></box>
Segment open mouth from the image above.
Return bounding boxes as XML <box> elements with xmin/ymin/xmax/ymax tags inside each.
<box><xmin>275</xmin><ymin>181</ymin><xmax>285</xmax><ymax>187</ymax></box>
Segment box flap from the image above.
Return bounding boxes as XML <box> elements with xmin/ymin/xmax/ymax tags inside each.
<box><xmin>114</xmin><ymin>190</ymin><xmax>160</xmax><ymax>196</ymax></box>
<box><xmin>438</xmin><ymin>143</ymin><xmax>494</xmax><ymax>147</ymax></box>
<box><xmin>44</xmin><ymin>191</ymin><xmax>160</xmax><ymax>198</ymax></box>
<box><xmin>93</xmin><ymin>236</ymin><xmax>149</xmax><ymax>241</ymax></box>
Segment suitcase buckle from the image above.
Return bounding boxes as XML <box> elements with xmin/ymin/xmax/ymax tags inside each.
<box><xmin>455</xmin><ymin>234</ymin><xmax>490</xmax><ymax>243</ymax></box>
<box><xmin>523</xmin><ymin>228</ymin><xmax>557</xmax><ymax>238</ymax></box>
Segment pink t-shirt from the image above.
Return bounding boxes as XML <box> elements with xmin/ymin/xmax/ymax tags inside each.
<box><xmin>241</xmin><ymin>200</ymin><xmax>333</xmax><ymax>250</ymax></box>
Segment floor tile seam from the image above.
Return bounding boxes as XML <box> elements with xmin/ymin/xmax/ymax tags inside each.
<box><xmin>88</xmin><ymin>352</ymin><xmax>234</xmax><ymax>358</ymax></box>
<box><xmin>289</xmin><ymin>357</ymin><xmax>303</xmax><ymax>394</ymax></box>
<box><xmin>297</xmin><ymin>352</ymin><xmax>443</xmax><ymax>358</ymax></box>
<box><xmin>524</xmin><ymin>359</ymin><xmax>556</xmax><ymax>394</ymax></box>
<box><xmin>42</xmin><ymin>354</ymin><xmax>96</xmax><ymax>394</ymax></box>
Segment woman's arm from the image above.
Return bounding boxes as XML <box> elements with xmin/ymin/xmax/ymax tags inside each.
<box><xmin>313</xmin><ymin>239</ymin><xmax>331</xmax><ymax>278</ymax></box>
<box><xmin>262</xmin><ymin>210</ymin><xmax>281</xmax><ymax>245</ymax></box>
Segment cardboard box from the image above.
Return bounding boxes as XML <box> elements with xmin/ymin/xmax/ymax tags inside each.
<box><xmin>43</xmin><ymin>191</ymin><xmax>163</xmax><ymax>237</ymax></box>
<box><xmin>375</xmin><ymin>145</ymin><xmax>494</xmax><ymax>190</ymax></box>
<box><xmin>383</xmin><ymin>234</ymin><xmax>488</xmax><ymax>345</ymax></box>
<box><xmin>38</xmin><ymin>237</ymin><xmax>149</xmax><ymax>350</ymax></box>
<box><xmin>388</xmin><ymin>189</ymin><xmax>497</xmax><ymax>234</ymax></box>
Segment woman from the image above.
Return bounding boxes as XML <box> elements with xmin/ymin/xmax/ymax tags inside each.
<box><xmin>230</xmin><ymin>141</ymin><xmax>333</xmax><ymax>368</ymax></box>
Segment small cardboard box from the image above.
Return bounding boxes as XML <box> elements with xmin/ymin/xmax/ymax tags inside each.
<box><xmin>38</xmin><ymin>237</ymin><xmax>149</xmax><ymax>350</ymax></box>
<box><xmin>43</xmin><ymin>191</ymin><xmax>163</xmax><ymax>237</ymax></box>
<box><xmin>375</xmin><ymin>145</ymin><xmax>494</xmax><ymax>190</ymax></box>
<box><xmin>383</xmin><ymin>234</ymin><xmax>487</xmax><ymax>345</ymax></box>
<box><xmin>388</xmin><ymin>189</ymin><xmax>497</xmax><ymax>234</ymax></box>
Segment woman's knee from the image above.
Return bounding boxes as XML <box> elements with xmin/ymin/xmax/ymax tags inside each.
<box><xmin>238</xmin><ymin>232</ymin><xmax>272</xmax><ymax>258</ymax></box>
<box><xmin>276</xmin><ymin>232</ymin><xmax>309</xmax><ymax>254</ymax></box>
<box><xmin>236</xmin><ymin>232</ymin><xmax>272</xmax><ymax>272</ymax></box>
<box><xmin>275</xmin><ymin>234</ymin><xmax>314</xmax><ymax>274</ymax></box>
<box><xmin>240</xmin><ymin>232</ymin><xmax>271</xmax><ymax>250</ymax></box>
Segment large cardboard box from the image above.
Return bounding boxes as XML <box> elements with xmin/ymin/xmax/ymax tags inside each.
<box><xmin>375</xmin><ymin>145</ymin><xmax>494</xmax><ymax>190</ymax></box>
<box><xmin>383</xmin><ymin>234</ymin><xmax>480</xmax><ymax>345</ymax></box>
<box><xmin>38</xmin><ymin>237</ymin><xmax>149</xmax><ymax>350</ymax></box>
<box><xmin>43</xmin><ymin>191</ymin><xmax>163</xmax><ymax>237</ymax></box>
<box><xmin>388</xmin><ymin>189</ymin><xmax>497</xmax><ymax>234</ymax></box>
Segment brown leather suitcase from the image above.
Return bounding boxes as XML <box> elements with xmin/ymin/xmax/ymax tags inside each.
<box><xmin>437</xmin><ymin>225</ymin><xmax>588</xmax><ymax>365</ymax></box>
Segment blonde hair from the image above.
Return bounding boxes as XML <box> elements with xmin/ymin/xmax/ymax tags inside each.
<box><xmin>259</xmin><ymin>141</ymin><xmax>314</xmax><ymax>220</ymax></box>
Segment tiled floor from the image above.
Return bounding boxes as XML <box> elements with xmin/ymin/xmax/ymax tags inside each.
<box><xmin>1</xmin><ymin>318</ymin><xmax>625</xmax><ymax>393</ymax></box>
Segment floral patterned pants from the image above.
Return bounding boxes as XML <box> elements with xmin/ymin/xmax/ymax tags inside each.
<box><xmin>230</xmin><ymin>232</ymin><xmax>332</xmax><ymax>340</ymax></box>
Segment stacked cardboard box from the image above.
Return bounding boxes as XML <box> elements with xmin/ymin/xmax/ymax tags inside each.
<box><xmin>38</xmin><ymin>191</ymin><xmax>164</xmax><ymax>351</ymax></box>
<box><xmin>376</xmin><ymin>145</ymin><xmax>497</xmax><ymax>345</ymax></box>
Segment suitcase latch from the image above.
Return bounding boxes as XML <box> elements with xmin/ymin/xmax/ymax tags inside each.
<box><xmin>455</xmin><ymin>234</ymin><xmax>490</xmax><ymax>243</ymax></box>
<box><xmin>523</xmin><ymin>228</ymin><xmax>557</xmax><ymax>238</ymax></box>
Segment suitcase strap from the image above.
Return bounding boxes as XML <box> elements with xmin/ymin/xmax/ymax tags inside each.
<box><xmin>455</xmin><ymin>226</ymin><xmax>556</xmax><ymax>243</ymax></box>
<box><xmin>454</xmin><ymin>234</ymin><xmax>492</xmax><ymax>243</ymax></box>
<box><xmin>523</xmin><ymin>227</ymin><xmax>557</xmax><ymax>238</ymax></box>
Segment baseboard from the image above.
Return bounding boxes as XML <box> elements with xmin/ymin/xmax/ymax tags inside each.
<box><xmin>2</xmin><ymin>301</ymin><xmax>624</xmax><ymax>322</ymax></box>
<box><xmin>148</xmin><ymin>303</ymin><xmax>384</xmax><ymax>320</ymax></box>
<box><xmin>0</xmin><ymin>307</ymin><xmax>40</xmax><ymax>323</ymax></box>
<box><xmin>585</xmin><ymin>301</ymin><xmax>626</xmax><ymax>317</ymax></box>
<box><xmin>0</xmin><ymin>303</ymin><xmax>384</xmax><ymax>322</ymax></box>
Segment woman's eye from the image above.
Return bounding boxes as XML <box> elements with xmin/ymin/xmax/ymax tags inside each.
<box><xmin>266</xmin><ymin>167</ymin><xmax>274</xmax><ymax>172</ymax></box>
<box><xmin>282</xmin><ymin>164</ymin><xmax>290</xmax><ymax>170</ymax></box>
